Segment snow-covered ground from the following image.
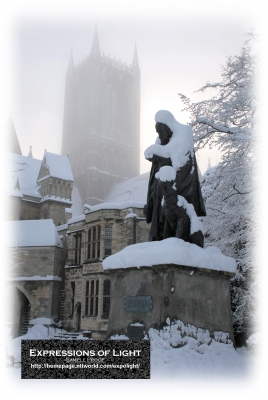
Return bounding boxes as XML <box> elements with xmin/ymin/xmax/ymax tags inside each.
<box><xmin>3</xmin><ymin>319</ymin><xmax>264</xmax><ymax>400</ymax></box>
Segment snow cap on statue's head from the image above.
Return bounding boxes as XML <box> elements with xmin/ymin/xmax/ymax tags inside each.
<box><xmin>155</xmin><ymin>110</ymin><xmax>175</xmax><ymax>131</ymax></box>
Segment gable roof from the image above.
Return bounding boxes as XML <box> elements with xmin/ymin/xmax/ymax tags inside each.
<box><xmin>37</xmin><ymin>152</ymin><xmax>74</xmax><ymax>183</ymax></box>
<box><xmin>104</xmin><ymin>172</ymin><xmax>149</xmax><ymax>204</ymax></box>
<box><xmin>5</xmin><ymin>152</ymin><xmax>42</xmax><ymax>198</ymax></box>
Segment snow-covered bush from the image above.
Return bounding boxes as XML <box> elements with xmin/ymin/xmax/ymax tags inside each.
<box><xmin>246</xmin><ymin>332</ymin><xmax>261</xmax><ymax>353</ymax></box>
<box><xmin>149</xmin><ymin>319</ymin><xmax>233</xmax><ymax>355</ymax></box>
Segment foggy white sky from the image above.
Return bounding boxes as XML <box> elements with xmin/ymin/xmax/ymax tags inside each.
<box><xmin>3</xmin><ymin>1</ymin><xmax>261</xmax><ymax>176</ymax></box>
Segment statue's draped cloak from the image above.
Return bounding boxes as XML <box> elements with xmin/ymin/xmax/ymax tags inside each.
<box><xmin>145</xmin><ymin>152</ymin><xmax>206</xmax><ymax>241</ymax></box>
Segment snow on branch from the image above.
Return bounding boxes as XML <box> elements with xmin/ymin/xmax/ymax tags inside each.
<box><xmin>182</xmin><ymin>33</ymin><xmax>258</xmax><ymax>341</ymax></box>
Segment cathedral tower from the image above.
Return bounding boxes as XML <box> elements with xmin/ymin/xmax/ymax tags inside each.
<box><xmin>61</xmin><ymin>27</ymin><xmax>140</xmax><ymax>206</ymax></box>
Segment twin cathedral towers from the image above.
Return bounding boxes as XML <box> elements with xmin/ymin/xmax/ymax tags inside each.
<box><xmin>61</xmin><ymin>27</ymin><xmax>141</xmax><ymax>206</ymax></box>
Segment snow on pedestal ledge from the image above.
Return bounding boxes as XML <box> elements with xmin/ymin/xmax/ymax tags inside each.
<box><xmin>102</xmin><ymin>238</ymin><xmax>237</xmax><ymax>274</ymax></box>
<box><xmin>29</xmin><ymin>317</ymin><xmax>56</xmax><ymax>326</ymax></box>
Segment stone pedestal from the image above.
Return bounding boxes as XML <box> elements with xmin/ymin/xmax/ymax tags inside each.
<box><xmin>106</xmin><ymin>264</ymin><xmax>235</xmax><ymax>342</ymax></box>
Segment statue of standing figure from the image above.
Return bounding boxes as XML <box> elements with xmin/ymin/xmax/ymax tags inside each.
<box><xmin>143</xmin><ymin>110</ymin><xmax>206</xmax><ymax>248</ymax></box>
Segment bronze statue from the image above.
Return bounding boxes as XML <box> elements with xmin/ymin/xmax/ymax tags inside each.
<box><xmin>144</xmin><ymin>110</ymin><xmax>206</xmax><ymax>247</ymax></box>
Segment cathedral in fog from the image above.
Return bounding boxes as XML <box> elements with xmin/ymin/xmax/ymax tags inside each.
<box><xmin>61</xmin><ymin>27</ymin><xmax>141</xmax><ymax>207</ymax></box>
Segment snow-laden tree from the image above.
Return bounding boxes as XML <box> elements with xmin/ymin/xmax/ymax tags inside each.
<box><xmin>179</xmin><ymin>33</ymin><xmax>257</xmax><ymax>345</ymax></box>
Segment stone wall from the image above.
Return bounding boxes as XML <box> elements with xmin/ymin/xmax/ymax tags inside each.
<box><xmin>63</xmin><ymin>266</ymin><xmax>83</xmax><ymax>331</ymax></box>
<box><xmin>63</xmin><ymin>264</ymin><xmax>111</xmax><ymax>338</ymax></box>
<box><xmin>106</xmin><ymin>264</ymin><xmax>235</xmax><ymax>343</ymax></box>
<box><xmin>6</xmin><ymin>196</ymin><xmax>22</xmax><ymax>221</ymax></box>
<box><xmin>7</xmin><ymin>244</ymin><xmax>65</xmax><ymax>336</ymax></box>
<box><xmin>48</xmin><ymin>201</ymin><xmax>68</xmax><ymax>226</ymax></box>
<box><xmin>57</xmin><ymin>225</ymin><xmax>68</xmax><ymax>266</ymax></box>
<box><xmin>40</xmin><ymin>201</ymin><xmax>69</xmax><ymax>226</ymax></box>
<box><xmin>20</xmin><ymin>199</ymin><xmax>40</xmax><ymax>220</ymax></box>
<box><xmin>23</xmin><ymin>280</ymin><xmax>62</xmax><ymax>320</ymax></box>
<box><xmin>9</xmin><ymin>279</ymin><xmax>63</xmax><ymax>330</ymax></box>
<box><xmin>7</xmin><ymin>246</ymin><xmax>63</xmax><ymax>278</ymax></box>
<box><xmin>8</xmin><ymin>188</ymin><xmax>72</xmax><ymax>225</ymax></box>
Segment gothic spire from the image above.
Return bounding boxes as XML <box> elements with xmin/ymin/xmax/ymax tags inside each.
<box><xmin>6</xmin><ymin>115</ymin><xmax>22</xmax><ymax>155</ymax></box>
<box><xmin>28</xmin><ymin>146</ymin><xmax>33</xmax><ymax>158</ymax></box>
<box><xmin>91</xmin><ymin>25</ymin><xmax>101</xmax><ymax>55</ymax></box>
<box><xmin>14</xmin><ymin>177</ymin><xmax>20</xmax><ymax>191</ymax></box>
<box><xmin>207</xmin><ymin>157</ymin><xmax>212</xmax><ymax>170</ymax></box>
<box><xmin>132</xmin><ymin>42</ymin><xmax>140</xmax><ymax>75</ymax></box>
<box><xmin>66</xmin><ymin>47</ymin><xmax>74</xmax><ymax>76</ymax></box>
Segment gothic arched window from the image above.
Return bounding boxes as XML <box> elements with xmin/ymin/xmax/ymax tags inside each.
<box><xmin>87</xmin><ymin>226</ymin><xmax>101</xmax><ymax>259</ymax></box>
<box><xmin>104</xmin><ymin>225</ymin><xmax>112</xmax><ymax>257</ymax></box>
<box><xmin>102</xmin><ymin>279</ymin><xmax>110</xmax><ymax>318</ymax></box>
<box><xmin>85</xmin><ymin>281</ymin><xmax>89</xmax><ymax>315</ymax></box>
<box><xmin>74</xmin><ymin>234</ymin><xmax>82</xmax><ymax>264</ymax></box>
<box><xmin>90</xmin><ymin>280</ymin><xmax>94</xmax><ymax>315</ymax></box>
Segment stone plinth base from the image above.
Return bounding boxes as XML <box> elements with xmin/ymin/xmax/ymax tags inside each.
<box><xmin>106</xmin><ymin>264</ymin><xmax>235</xmax><ymax>342</ymax></box>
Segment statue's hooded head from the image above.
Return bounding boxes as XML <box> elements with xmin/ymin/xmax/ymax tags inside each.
<box><xmin>155</xmin><ymin>110</ymin><xmax>175</xmax><ymax>131</ymax></box>
<box><xmin>155</xmin><ymin>110</ymin><xmax>175</xmax><ymax>145</ymax></box>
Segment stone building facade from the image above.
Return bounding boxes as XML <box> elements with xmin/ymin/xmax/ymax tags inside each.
<box><xmin>6</xmin><ymin>147</ymin><xmax>74</xmax><ymax>226</ymax></box>
<box><xmin>5</xmin><ymin>117</ymin><xmax>150</xmax><ymax>339</ymax></box>
<box><xmin>6</xmin><ymin>220</ymin><xmax>65</xmax><ymax>337</ymax></box>
<box><xmin>61</xmin><ymin>27</ymin><xmax>140</xmax><ymax>206</ymax></box>
<box><xmin>5</xmin><ymin>121</ymin><xmax>75</xmax><ymax>337</ymax></box>
<box><xmin>58</xmin><ymin>195</ymin><xmax>150</xmax><ymax>338</ymax></box>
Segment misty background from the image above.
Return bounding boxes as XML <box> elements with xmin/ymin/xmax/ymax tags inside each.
<box><xmin>6</xmin><ymin>7</ymin><xmax>255</xmax><ymax>176</ymax></box>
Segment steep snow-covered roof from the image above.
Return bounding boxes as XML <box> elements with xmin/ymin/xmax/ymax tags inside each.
<box><xmin>5</xmin><ymin>152</ymin><xmax>42</xmax><ymax>198</ymax></box>
<box><xmin>71</xmin><ymin>186</ymin><xmax>83</xmax><ymax>217</ymax></box>
<box><xmin>4</xmin><ymin>219</ymin><xmax>63</xmax><ymax>248</ymax></box>
<box><xmin>38</xmin><ymin>152</ymin><xmax>74</xmax><ymax>182</ymax></box>
<box><xmin>70</xmin><ymin>172</ymin><xmax>150</xmax><ymax>218</ymax></box>
<box><xmin>104</xmin><ymin>172</ymin><xmax>149</xmax><ymax>204</ymax></box>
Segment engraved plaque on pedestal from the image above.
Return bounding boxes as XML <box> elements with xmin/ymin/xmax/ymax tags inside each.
<box><xmin>124</xmin><ymin>296</ymin><xmax>152</xmax><ymax>312</ymax></box>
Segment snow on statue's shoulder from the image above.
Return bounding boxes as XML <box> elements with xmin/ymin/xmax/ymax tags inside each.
<box><xmin>144</xmin><ymin>110</ymin><xmax>194</xmax><ymax>170</ymax></box>
<box><xmin>102</xmin><ymin>238</ymin><xmax>236</xmax><ymax>274</ymax></box>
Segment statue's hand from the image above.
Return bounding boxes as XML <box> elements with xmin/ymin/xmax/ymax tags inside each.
<box><xmin>147</xmin><ymin>154</ymin><xmax>172</xmax><ymax>165</ymax></box>
<box><xmin>145</xmin><ymin>144</ymin><xmax>170</xmax><ymax>161</ymax></box>
<box><xmin>147</xmin><ymin>154</ymin><xmax>161</xmax><ymax>163</ymax></box>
